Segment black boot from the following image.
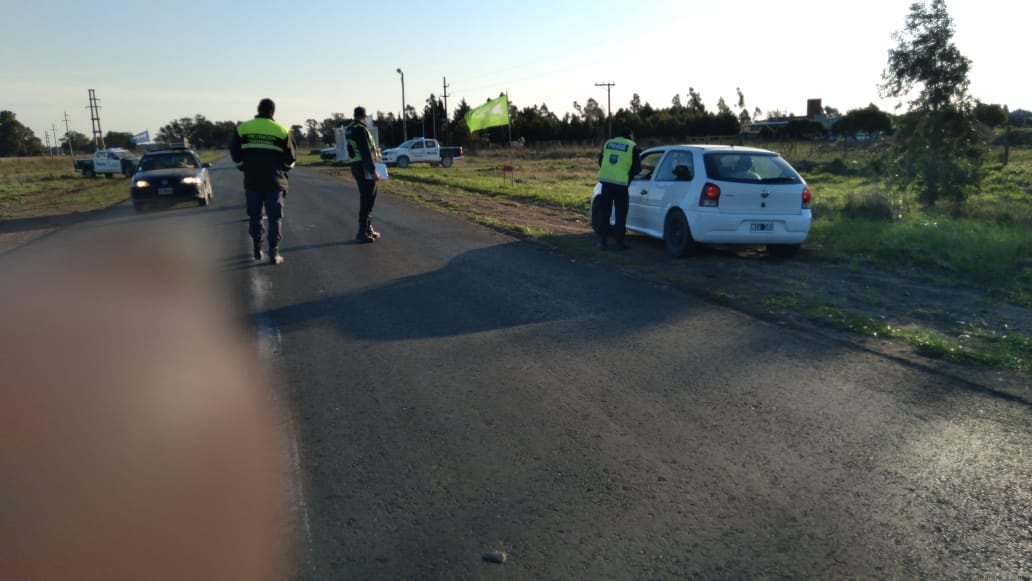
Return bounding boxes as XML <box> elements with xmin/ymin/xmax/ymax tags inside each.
<box><xmin>269</xmin><ymin>245</ymin><xmax>283</xmax><ymax>265</ymax></box>
<box><xmin>367</xmin><ymin>222</ymin><xmax>381</xmax><ymax>239</ymax></box>
<box><xmin>253</xmin><ymin>240</ymin><xmax>264</xmax><ymax>262</ymax></box>
<box><xmin>356</xmin><ymin>220</ymin><xmax>374</xmax><ymax>243</ymax></box>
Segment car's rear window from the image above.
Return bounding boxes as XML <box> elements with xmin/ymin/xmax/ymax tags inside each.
<box><xmin>703</xmin><ymin>152</ymin><xmax>802</xmax><ymax>184</ymax></box>
<box><xmin>140</xmin><ymin>154</ymin><xmax>198</xmax><ymax>171</ymax></box>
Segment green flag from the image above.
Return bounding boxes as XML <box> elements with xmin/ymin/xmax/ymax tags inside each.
<box><xmin>464</xmin><ymin>95</ymin><xmax>509</xmax><ymax>133</ymax></box>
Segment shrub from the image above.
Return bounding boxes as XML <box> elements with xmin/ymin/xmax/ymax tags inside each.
<box><xmin>842</xmin><ymin>190</ymin><xmax>895</xmax><ymax>221</ymax></box>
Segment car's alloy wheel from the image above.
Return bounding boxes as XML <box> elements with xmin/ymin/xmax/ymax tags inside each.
<box><xmin>441</xmin><ymin>156</ymin><xmax>453</xmax><ymax>168</ymax></box>
<box><xmin>396</xmin><ymin>156</ymin><xmax>410</xmax><ymax>168</ymax></box>
<box><xmin>84</xmin><ymin>168</ymin><xmax>95</xmax><ymax>178</ymax></box>
<box><xmin>664</xmin><ymin>209</ymin><xmax>695</xmax><ymax>258</ymax></box>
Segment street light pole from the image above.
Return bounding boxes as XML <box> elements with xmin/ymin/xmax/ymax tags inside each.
<box><xmin>396</xmin><ymin>68</ymin><xmax>407</xmax><ymax>141</ymax></box>
<box><xmin>595</xmin><ymin>82</ymin><xmax>615</xmax><ymax>138</ymax></box>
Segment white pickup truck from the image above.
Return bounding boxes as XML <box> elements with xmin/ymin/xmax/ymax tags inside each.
<box><xmin>380</xmin><ymin>138</ymin><xmax>464</xmax><ymax>168</ymax></box>
<box><xmin>72</xmin><ymin>148</ymin><xmax>139</xmax><ymax>178</ymax></box>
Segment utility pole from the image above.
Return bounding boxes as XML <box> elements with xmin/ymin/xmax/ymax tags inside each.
<box><xmin>62</xmin><ymin>112</ymin><xmax>75</xmax><ymax>155</ymax></box>
<box><xmin>51</xmin><ymin>124</ymin><xmax>60</xmax><ymax>156</ymax></box>
<box><xmin>1003</xmin><ymin>104</ymin><xmax>1011</xmax><ymax>166</ymax></box>
<box><xmin>595</xmin><ymin>82</ymin><xmax>615</xmax><ymax>138</ymax></box>
<box><xmin>45</xmin><ymin>131</ymin><xmax>52</xmax><ymax>156</ymax></box>
<box><xmin>442</xmin><ymin>76</ymin><xmax>450</xmax><ymax>142</ymax></box>
<box><xmin>87</xmin><ymin>89</ymin><xmax>104</xmax><ymax>150</ymax></box>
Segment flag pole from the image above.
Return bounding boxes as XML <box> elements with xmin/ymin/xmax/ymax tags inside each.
<box><xmin>506</xmin><ymin>90</ymin><xmax>513</xmax><ymax>186</ymax></box>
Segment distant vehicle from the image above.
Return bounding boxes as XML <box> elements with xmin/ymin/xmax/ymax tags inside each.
<box><xmin>380</xmin><ymin>138</ymin><xmax>463</xmax><ymax>168</ymax></box>
<box><xmin>591</xmin><ymin>145</ymin><xmax>812</xmax><ymax>258</ymax></box>
<box><xmin>320</xmin><ymin>147</ymin><xmax>337</xmax><ymax>161</ymax></box>
<box><xmin>130</xmin><ymin>148</ymin><xmax>213</xmax><ymax>212</ymax></box>
<box><xmin>73</xmin><ymin>148</ymin><xmax>140</xmax><ymax>178</ymax></box>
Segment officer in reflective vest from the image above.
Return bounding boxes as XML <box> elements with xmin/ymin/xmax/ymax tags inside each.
<box><xmin>595</xmin><ymin>128</ymin><xmax>641</xmax><ymax>251</ymax></box>
<box><xmin>345</xmin><ymin>106</ymin><xmax>381</xmax><ymax>243</ymax></box>
<box><xmin>230</xmin><ymin>98</ymin><xmax>296</xmax><ymax>265</ymax></box>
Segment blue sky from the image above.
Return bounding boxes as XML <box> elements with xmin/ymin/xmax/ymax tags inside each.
<box><xmin>3</xmin><ymin>0</ymin><xmax>1027</xmax><ymax>141</ymax></box>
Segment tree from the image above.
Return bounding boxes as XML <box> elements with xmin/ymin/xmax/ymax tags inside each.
<box><xmin>319</xmin><ymin>113</ymin><xmax>347</xmax><ymax>145</ymax></box>
<box><xmin>157</xmin><ymin>117</ymin><xmax>196</xmax><ymax>144</ymax></box>
<box><xmin>62</xmin><ymin>131</ymin><xmax>90</xmax><ymax>154</ymax></box>
<box><xmin>103</xmin><ymin>131</ymin><xmax>134</xmax><ymax>149</ymax></box>
<box><xmin>629</xmin><ymin>93</ymin><xmax>642</xmax><ymax>115</ymax></box>
<box><xmin>0</xmin><ymin>110</ymin><xmax>44</xmax><ymax>157</ymax></box>
<box><xmin>290</xmin><ymin>125</ymin><xmax>304</xmax><ymax>148</ymax></box>
<box><xmin>880</xmin><ymin>0</ymin><xmax>984</xmax><ymax>204</ymax></box>
<box><xmin>304</xmin><ymin>119</ymin><xmax>319</xmax><ymax>147</ymax></box>
<box><xmin>671</xmin><ymin>93</ymin><xmax>683</xmax><ymax>110</ymax></box>
<box><xmin>973</xmin><ymin>101</ymin><xmax>1007</xmax><ymax>128</ymax></box>
<box><xmin>716</xmin><ymin>97</ymin><xmax>732</xmax><ymax>117</ymax></box>
<box><xmin>735</xmin><ymin>87</ymin><xmax>750</xmax><ymax>124</ymax></box>
<box><xmin>687</xmin><ymin>88</ymin><xmax>706</xmax><ymax>115</ymax></box>
<box><xmin>833</xmin><ymin>104</ymin><xmax>894</xmax><ymax>138</ymax></box>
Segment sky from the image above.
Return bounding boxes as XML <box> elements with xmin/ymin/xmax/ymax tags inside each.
<box><xmin>3</xmin><ymin>0</ymin><xmax>1028</xmax><ymax>143</ymax></box>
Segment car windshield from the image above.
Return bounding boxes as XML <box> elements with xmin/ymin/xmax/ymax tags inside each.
<box><xmin>704</xmin><ymin>152</ymin><xmax>802</xmax><ymax>184</ymax></box>
<box><xmin>396</xmin><ymin>140</ymin><xmax>419</xmax><ymax>148</ymax></box>
<box><xmin>139</xmin><ymin>154</ymin><xmax>198</xmax><ymax>171</ymax></box>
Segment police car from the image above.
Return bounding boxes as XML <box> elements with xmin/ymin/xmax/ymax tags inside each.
<box><xmin>591</xmin><ymin>145</ymin><xmax>812</xmax><ymax>257</ymax></box>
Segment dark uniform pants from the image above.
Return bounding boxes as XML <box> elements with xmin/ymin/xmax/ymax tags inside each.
<box><xmin>351</xmin><ymin>166</ymin><xmax>378</xmax><ymax>230</ymax></box>
<box><xmin>246</xmin><ymin>190</ymin><xmax>285</xmax><ymax>247</ymax></box>
<box><xmin>598</xmin><ymin>182</ymin><xmax>629</xmax><ymax>243</ymax></box>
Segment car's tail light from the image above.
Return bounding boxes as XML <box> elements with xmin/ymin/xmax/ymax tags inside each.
<box><xmin>802</xmin><ymin>186</ymin><xmax>812</xmax><ymax>209</ymax></box>
<box><xmin>700</xmin><ymin>183</ymin><xmax>720</xmax><ymax>207</ymax></box>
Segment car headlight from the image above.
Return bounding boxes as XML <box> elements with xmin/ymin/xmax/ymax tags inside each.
<box><xmin>134</xmin><ymin>179</ymin><xmax>150</xmax><ymax>188</ymax></box>
<box><xmin>181</xmin><ymin>177</ymin><xmax>201</xmax><ymax>185</ymax></box>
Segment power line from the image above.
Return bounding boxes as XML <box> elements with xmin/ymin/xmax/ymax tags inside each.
<box><xmin>595</xmin><ymin>82</ymin><xmax>615</xmax><ymax>138</ymax></box>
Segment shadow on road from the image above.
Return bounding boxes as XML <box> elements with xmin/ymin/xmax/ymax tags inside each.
<box><xmin>256</xmin><ymin>241</ymin><xmax>711</xmax><ymax>343</ymax></box>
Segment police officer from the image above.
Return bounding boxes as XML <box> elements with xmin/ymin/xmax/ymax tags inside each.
<box><xmin>596</xmin><ymin>128</ymin><xmax>642</xmax><ymax>251</ymax></box>
<box><xmin>345</xmin><ymin>106</ymin><xmax>381</xmax><ymax>243</ymax></box>
<box><xmin>230</xmin><ymin>98</ymin><xmax>296</xmax><ymax>265</ymax></box>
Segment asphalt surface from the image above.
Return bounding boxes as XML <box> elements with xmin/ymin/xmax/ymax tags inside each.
<box><xmin>18</xmin><ymin>160</ymin><xmax>1032</xmax><ymax>579</ymax></box>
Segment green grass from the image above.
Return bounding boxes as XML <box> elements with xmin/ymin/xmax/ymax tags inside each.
<box><xmin>389</xmin><ymin>151</ymin><xmax>597</xmax><ymax>210</ymax></box>
<box><xmin>762</xmin><ymin>293</ymin><xmax>1030</xmax><ymax>372</ymax></box>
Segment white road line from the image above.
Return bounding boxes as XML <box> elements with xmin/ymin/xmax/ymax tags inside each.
<box><xmin>249</xmin><ymin>265</ymin><xmax>315</xmax><ymax>577</ymax></box>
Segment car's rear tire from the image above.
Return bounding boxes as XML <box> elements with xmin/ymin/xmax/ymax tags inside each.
<box><xmin>441</xmin><ymin>156</ymin><xmax>453</xmax><ymax>168</ymax></box>
<box><xmin>104</xmin><ymin>173</ymin><xmax>112</xmax><ymax>179</ymax></box>
<box><xmin>83</xmin><ymin>167</ymin><xmax>95</xmax><ymax>178</ymax></box>
<box><xmin>664</xmin><ymin>209</ymin><xmax>696</xmax><ymax>258</ymax></box>
<box><xmin>767</xmin><ymin>243</ymin><xmax>800</xmax><ymax>258</ymax></box>
<box><xmin>396</xmin><ymin>156</ymin><xmax>410</xmax><ymax>168</ymax></box>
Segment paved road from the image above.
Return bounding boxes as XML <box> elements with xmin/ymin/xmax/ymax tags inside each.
<box><xmin>18</xmin><ymin>161</ymin><xmax>1032</xmax><ymax>579</ymax></box>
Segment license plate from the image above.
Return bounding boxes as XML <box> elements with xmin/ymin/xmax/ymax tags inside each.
<box><xmin>750</xmin><ymin>223</ymin><xmax>774</xmax><ymax>232</ymax></box>
<box><xmin>158</xmin><ymin>187</ymin><xmax>174</xmax><ymax>196</ymax></box>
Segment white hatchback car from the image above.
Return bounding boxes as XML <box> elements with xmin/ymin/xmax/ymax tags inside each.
<box><xmin>591</xmin><ymin>145</ymin><xmax>812</xmax><ymax>257</ymax></box>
